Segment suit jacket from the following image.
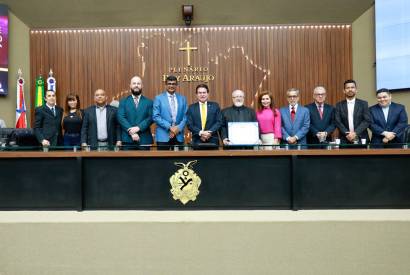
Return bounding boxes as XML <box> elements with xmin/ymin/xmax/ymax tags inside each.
<box><xmin>305</xmin><ymin>102</ymin><xmax>335</xmax><ymax>144</ymax></box>
<box><xmin>280</xmin><ymin>105</ymin><xmax>310</xmax><ymax>145</ymax></box>
<box><xmin>34</xmin><ymin>105</ymin><xmax>63</xmax><ymax>146</ymax></box>
<box><xmin>81</xmin><ymin>105</ymin><xmax>121</xmax><ymax>148</ymax></box>
<box><xmin>369</xmin><ymin>102</ymin><xmax>408</xmax><ymax>144</ymax></box>
<box><xmin>152</xmin><ymin>91</ymin><xmax>187</xmax><ymax>142</ymax></box>
<box><xmin>186</xmin><ymin>101</ymin><xmax>222</xmax><ymax>145</ymax></box>
<box><xmin>335</xmin><ymin>98</ymin><xmax>371</xmax><ymax>143</ymax></box>
<box><xmin>117</xmin><ymin>95</ymin><xmax>153</xmax><ymax>145</ymax></box>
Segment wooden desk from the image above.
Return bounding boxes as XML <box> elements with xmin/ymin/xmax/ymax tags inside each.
<box><xmin>1</xmin><ymin>149</ymin><xmax>409</xmax><ymax>210</ymax></box>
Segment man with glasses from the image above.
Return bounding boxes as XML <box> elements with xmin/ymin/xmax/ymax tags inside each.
<box><xmin>153</xmin><ymin>75</ymin><xmax>187</xmax><ymax>150</ymax></box>
<box><xmin>220</xmin><ymin>89</ymin><xmax>257</xmax><ymax>146</ymax></box>
<box><xmin>280</xmin><ymin>88</ymin><xmax>310</xmax><ymax>146</ymax></box>
<box><xmin>305</xmin><ymin>86</ymin><xmax>335</xmax><ymax>146</ymax></box>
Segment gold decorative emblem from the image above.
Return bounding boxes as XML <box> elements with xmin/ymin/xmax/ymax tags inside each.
<box><xmin>170</xmin><ymin>160</ymin><xmax>201</xmax><ymax>205</ymax></box>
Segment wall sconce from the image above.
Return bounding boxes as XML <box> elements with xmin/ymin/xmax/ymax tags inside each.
<box><xmin>182</xmin><ymin>5</ymin><xmax>193</xmax><ymax>26</ymax></box>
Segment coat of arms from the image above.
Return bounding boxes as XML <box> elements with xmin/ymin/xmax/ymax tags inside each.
<box><xmin>169</xmin><ymin>160</ymin><xmax>201</xmax><ymax>205</ymax></box>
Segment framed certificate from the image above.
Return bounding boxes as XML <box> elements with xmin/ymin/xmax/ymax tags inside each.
<box><xmin>228</xmin><ymin>122</ymin><xmax>259</xmax><ymax>145</ymax></box>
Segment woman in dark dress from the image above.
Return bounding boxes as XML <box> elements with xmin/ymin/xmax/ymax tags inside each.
<box><xmin>62</xmin><ymin>94</ymin><xmax>83</xmax><ymax>147</ymax></box>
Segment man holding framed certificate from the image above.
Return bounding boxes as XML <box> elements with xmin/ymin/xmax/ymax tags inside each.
<box><xmin>220</xmin><ymin>90</ymin><xmax>258</xmax><ymax>146</ymax></box>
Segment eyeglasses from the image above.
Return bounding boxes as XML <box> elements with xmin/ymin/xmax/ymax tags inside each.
<box><xmin>287</xmin><ymin>95</ymin><xmax>298</xmax><ymax>98</ymax></box>
<box><xmin>314</xmin><ymin>93</ymin><xmax>326</xmax><ymax>97</ymax></box>
<box><xmin>232</xmin><ymin>96</ymin><xmax>244</xmax><ymax>99</ymax></box>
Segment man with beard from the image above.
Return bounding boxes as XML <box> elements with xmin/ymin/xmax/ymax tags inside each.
<box><xmin>117</xmin><ymin>76</ymin><xmax>153</xmax><ymax>150</ymax></box>
<box><xmin>220</xmin><ymin>89</ymin><xmax>257</xmax><ymax>146</ymax></box>
<box><xmin>335</xmin><ymin>79</ymin><xmax>371</xmax><ymax>144</ymax></box>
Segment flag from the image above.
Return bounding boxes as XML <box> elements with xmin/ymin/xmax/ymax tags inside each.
<box><xmin>47</xmin><ymin>69</ymin><xmax>56</xmax><ymax>92</ymax></box>
<box><xmin>34</xmin><ymin>75</ymin><xmax>44</xmax><ymax>107</ymax></box>
<box><xmin>15</xmin><ymin>69</ymin><xmax>27</xmax><ymax>128</ymax></box>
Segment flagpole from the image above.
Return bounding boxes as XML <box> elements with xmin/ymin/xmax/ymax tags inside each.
<box><xmin>15</xmin><ymin>69</ymin><xmax>27</xmax><ymax>128</ymax></box>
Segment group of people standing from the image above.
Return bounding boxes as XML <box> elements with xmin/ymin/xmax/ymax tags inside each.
<box><xmin>33</xmin><ymin>76</ymin><xmax>408</xmax><ymax>150</ymax></box>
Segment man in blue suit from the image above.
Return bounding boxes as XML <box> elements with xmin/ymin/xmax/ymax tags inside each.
<box><xmin>305</xmin><ymin>86</ymin><xmax>335</xmax><ymax>146</ymax></box>
<box><xmin>186</xmin><ymin>84</ymin><xmax>222</xmax><ymax>149</ymax></box>
<box><xmin>370</xmin><ymin>88</ymin><xmax>408</xmax><ymax>147</ymax></box>
<box><xmin>280</xmin><ymin>88</ymin><xmax>310</xmax><ymax>146</ymax></box>
<box><xmin>117</xmin><ymin>76</ymin><xmax>153</xmax><ymax>150</ymax></box>
<box><xmin>153</xmin><ymin>75</ymin><xmax>187</xmax><ymax>150</ymax></box>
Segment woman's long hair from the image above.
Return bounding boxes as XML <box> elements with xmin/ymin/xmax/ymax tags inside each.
<box><xmin>64</xmin><ymin>93</ymin><xmax>82</xmax><ymax>118</ymax></box>
<box><xmin>257</xmin><ymin>91</ymin><xmax>277</xmax><ymax>116</ymax></box>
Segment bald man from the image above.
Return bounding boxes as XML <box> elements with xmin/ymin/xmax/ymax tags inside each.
<box><xmin>220</xmin><ymin>89</ymin><xmax>257</xmax><ymax>146</ymax></box>
<box><xmin>81</xmin><ymin>89</ymin><xmax>122</xmax><ymax>150</ymax></box>
<box><xmin>117</xmin><ymin>76</ymin><xmax>153</xmax><ymax>150</ymax></box>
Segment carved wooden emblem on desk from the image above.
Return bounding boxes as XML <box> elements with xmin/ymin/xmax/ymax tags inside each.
<box><xmin>170</xmin><ymin>160</ymin><xmax>201</xmax><ymax>205</ymax></box>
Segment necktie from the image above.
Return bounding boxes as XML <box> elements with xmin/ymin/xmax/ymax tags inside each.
<box><xmin>318</xmin><ymin>104</ymin><xmax>323</xmax><ymax>119</ymax></box>
<box><xmin>291</xmin><ymin>106</ymin><xmax>296</xmax><ymax>122</ymax></box>
<box><xmin>170</xmin><ymin>95</ymin><xmax>177</xmax><ymax>125</ymax></box>
<box><xmin>134</xmin><ymin>97</ymin><xmax>139</xmax><ymax>109</ymax></box>
<box><xmin>348</xmin><ymin>102</ymin><xmax>354</xmax><ymax>132</ymax></box>
<box><xmin>51</xmin><ymin>107</ymin><xmax>56</xmax><ymax>116</ymax></box>
<box><xmin>201</xmin><ymin>103</ymin><xmax>207</xmax><ymax>130</ymax></box>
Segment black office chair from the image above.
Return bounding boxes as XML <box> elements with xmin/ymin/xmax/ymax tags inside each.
<box><xmin>0</xmin><ymin>128</ymin><xmax>15</xmax><ymax>145</ymax></box>
<box><xmin>403</xmin><ymin>125</ymin><xmax>410</xmax><ymax>143</ymax></box>
<box><xmin>10</xmin><ymin>128</ymin><xmax>39</xmax><ymax>147</ymax></box>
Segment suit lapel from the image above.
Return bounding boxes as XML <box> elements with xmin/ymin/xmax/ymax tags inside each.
<box><xmin>376</xmin><ymin>105</ymin><xmax>387</xmax><ymax>127</ymax></box>
<box><xmin>386</xmin><ymin>104</ymin><xmax>394</xmax><ymax>127</ymax></box>
<box><xmin>342</xmin><ymin>101</ymin><xmax>348</xmax><ymax>121</ymax></box>
<box><xmin>163</xmin><ymin>92</ymin><xmax>173</xmax><ymax>117</ymax></box>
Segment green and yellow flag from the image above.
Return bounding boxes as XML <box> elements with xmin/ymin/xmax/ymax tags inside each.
<box><xmin>34</xmin><ymin>75</ymin><xmax>44</xmax><ymax>107</ymax></box>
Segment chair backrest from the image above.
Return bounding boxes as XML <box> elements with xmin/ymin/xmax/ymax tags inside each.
<box><xmin>403</xmin><ymin>125</ymin><xmax>410</xmax><ymax>143</ymax></box>
<box><xmin>10</xmin><ymin>128</ymin><xmax>39</xmax><ymax>146</ymax></box>
<box><xmin>0</xmin><ymin>128</ymin><xmax>16</xmax><ymax>144</ymax></box>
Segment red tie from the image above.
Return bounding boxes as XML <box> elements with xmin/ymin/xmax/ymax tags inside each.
<box><xmin>318</xmin><ymin>104</ymin><xmax>323</xmax><ymax>119</ymax></box>
<box><xmin>291</xmin><ymin>106</ymin><xmax>296</xmax><ymax>122</ymax></box>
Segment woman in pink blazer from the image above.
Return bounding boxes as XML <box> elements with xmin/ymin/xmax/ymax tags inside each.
<box><xmin>256</xmin><ymin>91</ymin><xmax>282</xmax><ymax>149</ymax></box>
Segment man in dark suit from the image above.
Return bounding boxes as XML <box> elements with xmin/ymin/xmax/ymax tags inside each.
<box><xmin>280</xmin><ymin>88</ymin><xmax>310</xmax><ymax>146</ymax></box>
<box><xmin>187</xmin><ymin>84</ymin><xmax>222</xmax><ymax>149</ymax></box>
<box><xmin>335</xmin><ymin>79</ymin><xmax>371</xmax><ymax>144</ymax></box>
<box><xmin>34</xmin><ymin>90</ymin><xmax>63</xmax><ymax>147</ymax></box>
<box><xmin>81</xmin><ymin>89</ymin><xmax>122</xmax><ymax>150</ymax></box>
<box><xmin>305</xmin><ymin>86</ymin><xmax>335</xmax><ymax>146</ymax></box>
<box><xmin>117</xmin><ymin>76</ymin><xmax>153</xmax><ymax>150</ymax></box>
<box><xmin>370</xmin><ymin>88</ymin><xmax>408</xmax><ymax>146</ymax></box>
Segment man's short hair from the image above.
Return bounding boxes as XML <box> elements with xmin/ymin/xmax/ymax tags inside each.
<box><xmin>376</xmin><ymin>88</ymin><xmax>390</xmax><ymax>95</ymax></box>
<box><xmin>343</xmin><ymin>79</ymin><xmax>357</xmax><ymax>89</ymax></box>
<box><xmin>287</xmin><ymin>88</ymin><xmax>300</xmax><ymax>95</ymax></box>
<box><xmin>196</xmin><ymin>83</ymin><xmax>209</xmax><ymax>93</ymax></box>
<box><xmin>44</xmin><ymin>90</ymin><xmax>55</xmax><ymax>97</ymax></box>
<box><xmin>166</xmin><ymin>75</ymin><xmax>178</xmax><ymax>83</ymax></box>
<box><xmin>313</xmin><ymin>86</ymin><xmax>326</xmax><ymax>93</ymax></box>
<box><xmin>232</xmin><ymin>89</ymin><xmax>244</xmax><ymax>97</ymax></box>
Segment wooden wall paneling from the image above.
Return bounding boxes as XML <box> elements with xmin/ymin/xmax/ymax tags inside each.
<box><xmin>30</xmin><ymin>25</ymin><xmax>352</xmax><ymax>124</ymax></box>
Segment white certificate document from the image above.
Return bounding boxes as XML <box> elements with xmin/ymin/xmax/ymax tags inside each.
<box><xmin>228</xmin><ymin>122</ymin><xmax>259</xmax><ymax>145</ymax></box>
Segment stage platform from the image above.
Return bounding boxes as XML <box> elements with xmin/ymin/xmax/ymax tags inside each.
<box><xmin>0</xmin><ymin>210</ymin><xmax>410</xmax><ymax>275</ymax></box>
